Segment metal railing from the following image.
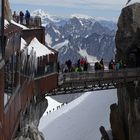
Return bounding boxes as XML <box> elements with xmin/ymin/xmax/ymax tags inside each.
<box><xmin>59</xmin><ymin>68</ymin><xmax>140</xmax><ymax>85</ymax></box>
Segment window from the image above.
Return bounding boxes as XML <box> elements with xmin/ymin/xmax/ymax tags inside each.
<box><xmin>35</xmin><ymin>62</ymin><xmax>57</xmax><ymax>77</ymax></box>
<box><xmin>20</xmin><ymin>47</ymin><xmax>36</xmax><ymax>78</ymax></box>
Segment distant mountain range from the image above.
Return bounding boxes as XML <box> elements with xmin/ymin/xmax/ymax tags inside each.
<box><xmin>32</xmin><ymin>9</ymin><xmax>117</xmax><ymax>64</ymax></box>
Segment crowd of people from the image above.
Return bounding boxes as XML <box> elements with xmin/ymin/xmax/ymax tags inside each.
<box><xmin>62</xmin><ymin>58</ymin><xmax>89</xmax><ymax>73</ymax></box>
<box><xmin>57</xmin><ymin>58</ymin><xmax>126</xmax><ymax>73</ymax></box>
<box><xmin>94</xmin><ymin>58</ymin><xmax>126</xmax><ymax>71</ymax></box>
<box><xmin>12</xmin><ymin>10</ymin><xmax>31</xmax><ymax>25</ymax></box>
<box><xmin>59</xmin><ymin>58</ymin><xmax>126</xmax><ymax>73</ymax></box>
<box><xmin>108</xmin><ymin>59</ymin><xmax>126</xmax><ymax>70</ymax></box>
<box><xmin>94</xmin><ymin>58</ymin><xmax>105</xmax><ymax>71</ymax></box>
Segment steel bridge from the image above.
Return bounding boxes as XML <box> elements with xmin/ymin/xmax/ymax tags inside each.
<box><xmin>47</xmin><ymin>68</ymin><xmax>140</xmax><ymax>96</ymax></box>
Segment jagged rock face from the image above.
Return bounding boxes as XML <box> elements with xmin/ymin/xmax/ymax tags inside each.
<box><xmin>111</xmin><ymin>3</ymin><xmax>140</xmax><ymax>140</ymax></box>
<box><xmin>110</xmin><ymin>104</ymin><xmax>126</xmax><ymax>140</ymax></box>
<box><xmin>115</xmin><ymin>3</ymin><xmax>140</xmax><ymax>67</ymax></box>
<box><xmin>14</xmin><ymin>96</ymin><xmax>48</xmax><ymax>140</ymax></box>
<box><xmin>14</xmin><ymin>123</ymin><xmax>45</xmax><ymax>140</ymax></box>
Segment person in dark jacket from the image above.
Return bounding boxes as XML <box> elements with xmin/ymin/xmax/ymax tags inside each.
<box><xmin>109</xmin><ymin>59</ymin><xmax>114</xmax><ymax>70</ymax></box>
<box><xmin>94</xmin><ymin>62</ymin><xmax>101</xmax><ymax>71</ymax></box>
<box><xmin>19</xmin><ymin>11</ymin><xmax>24</xmax><ymax>24</ymax></box>
<box><xmin>12</xmin><ymin>11</ymin><xmax>17</xmax><ymax>22</ymax></box>
<box><xmin>25</xmin><ymin>10</ymin><xmax>30</xmax><ymax>25</ymax></box>
<box><xmin>100</xmin><ymin>58</ymin><xmax>104</xmax><ymax>70</ymax></box>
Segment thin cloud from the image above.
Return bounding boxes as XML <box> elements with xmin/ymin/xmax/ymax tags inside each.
<box><xmin>9</xmin><ymin>0</ymin><xmax>127</xmax><ymax>20</ymax></box>
<box><xmin>10</xmin><ymin>0</ymin><xmax>127</xmax><ymax>10</ymax></box>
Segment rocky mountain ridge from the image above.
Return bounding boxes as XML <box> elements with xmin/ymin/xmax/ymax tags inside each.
<box><xmin>32</xmin><ymin>9</ymin><xmax>117</xmax><ymax>64</ymax></box>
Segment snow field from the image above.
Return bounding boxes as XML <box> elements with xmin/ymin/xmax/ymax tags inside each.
<box><xmin>39</xmin><ymin>89</ymin><xmax>117</xmax><ymax>140</ymax></box>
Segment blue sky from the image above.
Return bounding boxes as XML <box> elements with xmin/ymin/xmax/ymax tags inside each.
<box><xmin>9</xmin><ymin>0</ymin><xmax>127</xmax><ymax>21</ymax></box>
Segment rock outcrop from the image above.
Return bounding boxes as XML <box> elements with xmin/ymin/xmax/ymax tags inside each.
<box><xmin>110</xmin><ymin>3</ymin><xmax>140</xmax><ymax>140</ymax></box>
<box><xmin>14</xmin><ymin>123</ymin><xmax>45</xmax><ymax>140</ymax></box>
<box><xmin>110</xmin><ymin>104</ymin><xmax>126</xmax><ymax>140</ymax></box>
<box><xmin>99</xmin><ymin>126</ymin><xmax>110</xmax><ymax>140</ymax></box>
<box><xmin>115</xmin><ymin>3</ymin><xmax>140</xmax><ymax>67</ymax></box>
<box><xmin>14</xmin><ymin>95</ymin><xmax>48</xmax><ymax>140</ymax></box>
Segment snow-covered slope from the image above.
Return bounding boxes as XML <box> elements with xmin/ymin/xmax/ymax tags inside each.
<box><xmin>39</xmin><ymin>89</ymin><xmax>117</xmax><ymax>140</ymax></box>
<box><xmin>53</xmin><ymin>40</ymin><xmax>69</xmax><ymax>50</ymax></box>
<box><xmin>78</xmin><ymin>48</ymin><xmax>98</xmax><ymax>63</ymax></box>
<box><xmin>44</xmin><ymin>96</ymin><xmax>62</xmax><ymax>112</ymax></box>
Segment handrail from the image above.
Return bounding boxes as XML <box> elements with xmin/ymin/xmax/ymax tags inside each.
<box><xmin>46</xmin><ymin>67</ymin><xmax>140</xmax><ymax>96</ymax></box>
<box><xmin>34</xmin><ymin>72</ymin><xmax>58</xmax><ymax>80</ymax></box>
<box><xmin>59</xmin><ymin>68</ymin><xmax>140</xmax><ymax>84</ymax></box>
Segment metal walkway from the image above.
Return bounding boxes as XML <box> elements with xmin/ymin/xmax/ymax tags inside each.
<box><xmin>47</xmin><ymin>68</ymin><xmax>140</xmax><ymax>96</ymax></box>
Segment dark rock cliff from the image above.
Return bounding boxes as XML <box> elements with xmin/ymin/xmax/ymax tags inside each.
<box><xmin>110</xmin><ymin>3</ymin><xmax>140</xmax><ymax>140</ymax></box>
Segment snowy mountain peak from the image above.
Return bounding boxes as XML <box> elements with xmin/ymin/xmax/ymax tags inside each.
<box><xmin>31</xmin><ymin>9</ymin><xmax>48</xmax><ymax>17</ymax></box>
<box><xmin>32</xmin><ymin>9</ymin><xmax>116</xmax><ymax>63</ymax></box>
<box><xmin>31</xmin><ymin>9</ymin><xmax>56</xmax><ymax>22</ymax></box>
<box><xmin>71</xmin><ymin>14</ymin><xmax>93</xmax><ymax>19</ymax></box>
<box><xmin>31</xmin><ymin>9</ymin><xmax>69</xmax><ymax>26</ymax></box>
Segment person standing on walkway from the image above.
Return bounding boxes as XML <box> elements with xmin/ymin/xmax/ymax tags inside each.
<box><xmin>12</xmin><ymin>11</ymin><xmax>17</xmax><ymax>22</ymax></box>
<box><xmin>19</xmin><ymin>11</ymin><xmax>24</xmax><ymax>24</ymax></box>
<box><xmin>25</xmin><ymin>10</ymin><xmax>30</xmax><ymax>26</ymax></box>
<box><xmin>100</xmin><ymin>58</ymin><xmax>104</xmax><ymax>70</ymax></box>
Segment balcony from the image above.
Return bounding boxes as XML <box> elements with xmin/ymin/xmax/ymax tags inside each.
<box><xmin>13</xmin><ymin>16</ymin><xmax>42</xmax><ymax>28</ymax></box>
